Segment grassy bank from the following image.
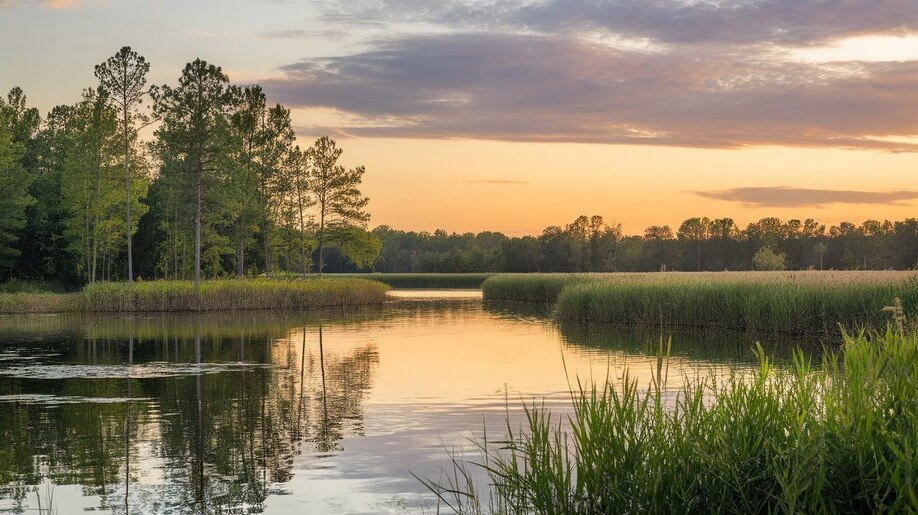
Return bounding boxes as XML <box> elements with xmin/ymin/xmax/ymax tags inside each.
<box><xmin>483</xmin><ymin>272</ymin><xmax>917</xmax><ymax>334</ymax></box>
<box><xmin>0</xmin><ymin>278</ymin><xmax>389</xmax><ymax>314</ymax></box>
<box><xmin>481</xmin><ymin>273</ymin><xmax>596</xmax><ymax>303</ymax></box>
<box><xmin>423</xmin><ymin>322</ymin><xmax>918</xmax><ymax>513</ymax></box>
<box><xmin>337</xmin><ymin>273</ymin><xmax>493</xmax><ymax>289</ymax></box>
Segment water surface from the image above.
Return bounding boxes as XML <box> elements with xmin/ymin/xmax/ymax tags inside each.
<box><xmin>0</xmin><ymin>290</ymin><xmax>775</xmax><ymax>513</ymax></box>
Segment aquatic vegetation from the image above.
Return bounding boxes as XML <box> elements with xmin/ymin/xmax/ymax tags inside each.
<box><xmin>336</xmin><ymin>273</ymin><xmax>494</xmax><ymax>289</ymax></box>
<box><xmin>422</xmin><ymin>323</ymin><xmax>918</xmax><ymax>514</ymax></box>
<box><xmin>483</xmin><ymin>271</ymin><xmax>918</xmax><ymax>334</ymax></box>
<box><xmin>482</xmin><ymin>273</ymin><xmax>596</xmax><ymax>303</ymax></box>
<box><xmin>0</xmin><ymin>278</ymin><xmax>389</xmax><ymax>313</ymax></box>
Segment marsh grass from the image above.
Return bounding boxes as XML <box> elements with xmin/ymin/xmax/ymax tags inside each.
<box><xmin>337</xmin><ymin>273</ymin><xmax>494</xmax><ymax>289</ymax></box>
<box><xmin>0</xmin><ymin>278</ymin><xmax>389</xmax><ymax>314</ymax></box>
<box><xmin>482</xmin><ymin>274</ymin><xmax>595</xmax><ymax>303</ymax></box>
<box><xmin>422</xmin><ymin>323</ymin><xmax>918</xmax><ymax>514</ymax></box>
<box><xmin>483</xmin><ymin>271</ymin><xmax>918</xmax><ymax>334</ymax></box>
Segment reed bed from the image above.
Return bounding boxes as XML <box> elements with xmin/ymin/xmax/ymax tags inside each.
<box><xmin>0</xmin><ymin>292</ymin><xmax>83</xmax><ymax>313</ymax></box>
<box><xmin>423</xmin><ymin>322</ymin><xmax>918</xmax><ymax>514</ymax></box>
<box><xmin>0</xmin><ymin>278</ymin><xmax>389</xmax><ymax>314</ymax></box>
<box><xmin>483</xmin><ymin>271</ymin><xmax>917</xmax><ymax>334</ymax></box>
<box><xmin>482</xmin><ymin>273</ymin><xmax>597</xmax><ymax>303</ymax></box>
<box><xmin>337</xmin><ymin>273</ymin><xmax>494</xmax><ymax>289</ymax></box>
<box><xmin>557</xmin><ymin>271</ymin><xmax>916</xmax><ymax>334</ymax></box>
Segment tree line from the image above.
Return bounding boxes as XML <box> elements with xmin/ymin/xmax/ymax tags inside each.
<box><xmin>367</xmin><ymin>215</ymin><xmax>917</xmax><ymax>274</ymax></box>
<box><xmin>0</xmin><ymin>47</ymin><xmax>375</xmax><ymax>286</ymax></box>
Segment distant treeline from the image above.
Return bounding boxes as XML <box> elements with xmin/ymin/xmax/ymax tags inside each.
<box><xmin>0</xmin><ymin>47</ymin><xmax>376</xmax><ymax>287</ymax></box>
<box><xmin>368</xmin><ymin>215</ymin><xmax>918</xmax><ymax>273</ymax></box>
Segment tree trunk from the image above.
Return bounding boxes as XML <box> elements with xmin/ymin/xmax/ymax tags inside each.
<box><xmin>194</xmin><ymin>168</ymin><xmax>202</xmax><ymax>289</ymax></box>
<box><xmin>295</xmin><ymin>181</ymin><xmax>307</xmax><ymax>279</ymax></box>
<box><xmin>236</xmin><ymin>235</ymin><xmax>244</xmax><ymax>278</ymax></box>
<box><xmin>317</xmin><ymin>234</ymin><xmax>323</xmax><ymax>277</ymax></box>
<box><xmin>262</xmin><ymin>217</ymin><xmax>271</xmax><ymax>278</ymax></box>
<box><xmin>124</xmin><ymin>105</ymin><xmax>133</xmax><ymax>283</ymax></box>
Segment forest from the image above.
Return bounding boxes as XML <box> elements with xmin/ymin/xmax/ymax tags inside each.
<box><xmin>370</xmin><ymin>215</ymin><xmax>918</xmax><ymax>274</ymax></box>
<box><xmin>0</xmin><ymin>47</ymin><xmax>376</xmax><ymax>287</ymax></box>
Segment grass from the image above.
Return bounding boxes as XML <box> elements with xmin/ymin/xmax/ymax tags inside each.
<box><xmin>336</xmin><ymin>273</ymin><xmax>494</xmax><ymax>289</ymax></box>
<box><xmin>422</xmin><ymin>315</ymin><xmax>918</xmax><ymax>514</ymax></box>
<box><xmin>483</xmin><ymin>271</ymin><xmax>918</xmax><ymax>334</ymax></box>
<box><xmin>0</xmin><ymin>278</ymin><xmax>389</xmax><ymax>314</ymax></box>
<box><xmin>0</xmin><ymin>279</ymin><xmax>77</xmax><ymax>293</ymax></box>
<box><xmin>482</xmin><ymin>273</ymin><xmax>595</xmax><ymax>303</ymax></box>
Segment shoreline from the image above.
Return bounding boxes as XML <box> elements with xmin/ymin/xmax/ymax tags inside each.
<box><xmin>0</xmin><ymin>278</ymin><xmax>390</xmax><ymax>314</ymax></box>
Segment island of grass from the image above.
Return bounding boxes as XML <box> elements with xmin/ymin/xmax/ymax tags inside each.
<box><xmin>483</xmin><ymin>271</ymin><xmax>918</xmax><ymax>334</ymax></box>
<box><xmin>0</xmin><ymin>278</ymin><xmax>390</xmax><ymax>314</ymax></box>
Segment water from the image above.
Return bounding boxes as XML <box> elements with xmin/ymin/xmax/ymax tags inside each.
<box><xmin>0</xmin><ymin>290</ymin><xmax>777</xmax><ymax>514</ymax></box>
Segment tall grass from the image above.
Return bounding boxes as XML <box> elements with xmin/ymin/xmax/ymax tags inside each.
<box><xmin>337</xmin><ymin>273</ymin><xmax>494</xmax><ymax>289</ymax></box>
<box><xmin>557</xmin><ymin>271</ymin><xmax>917</xmax><ymax>334</ymax></box>
<box><xmin>422</xmin><ymin>321</ymin><xmax>918</xmax><ymax>513</ymax></box>
<box><xmin>0</xmin><ymin>278</ymin><xmax>389</xmax><ymax>313</ymax></box>
<box><xmin>483</xmin><ymin>271</ymin><xmax>917</xmax><ymax>334</ymax></box>
<box><xmin>482</xmin><ymin>273</ymin><xmax>596</xmax><ymax>303</ymax></box>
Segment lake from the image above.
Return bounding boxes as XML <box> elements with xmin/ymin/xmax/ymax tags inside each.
<box><xmin>0</xmin><ymin>289</ymin><xmax>780</xmax><ymax>514</ymax></box>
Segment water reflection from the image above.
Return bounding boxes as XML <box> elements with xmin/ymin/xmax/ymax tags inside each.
<box><xmin>0</xmin><ymin>313</ymin><xmax>379</xmax><ymax>513</ymax></box>
<box><xmin>0</xmin><ymin>294</ymin><xmax>801</xmax><ymax>513</ymax></box>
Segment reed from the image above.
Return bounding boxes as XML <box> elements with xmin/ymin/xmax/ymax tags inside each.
<box><xmin>0</xmin><ymin>278</ymin><xmax>389</xmax><ymax>314</ymax></box>
<box><xmin>556</xmin><ymin>271</ymin><xmax>917</xmax><ymax>334</ymax></box>
<box><xmin>482</xmin><ymin>273</ymin><xmax>596</xmax><ymax>303</ymax></box>
<box><xmin>423</xmin><ymin>323</ymin><xmax>918</xmax><ymax>514</ymax></box>
<box><xmin>337</xmin><ymin>273</ymin><xmax>494</xmax><ymax>289</ymax></box>
<box><xmin>483</xmin><ymin>271</ymin><xmax>917</xmax><ymax>334</ymax></box>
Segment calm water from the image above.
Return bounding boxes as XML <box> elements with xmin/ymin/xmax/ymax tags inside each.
<box><xmin>0</xmin><ymin>290</ymin><xmax>779</xmax><ymax>514</ymax></box>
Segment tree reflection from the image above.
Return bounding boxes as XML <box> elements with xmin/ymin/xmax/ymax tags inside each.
<box><xmin>0</xmin><ymin>314</ymin><xmax>379</xmax><ymax>513</ymax></box>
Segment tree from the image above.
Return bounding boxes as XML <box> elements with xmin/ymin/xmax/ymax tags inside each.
<box><xmin>753</xmin><ymin>246</ymin><xmax>786</xmax><ymax>271</ymax></box>
<box><xmin>286</xmin><ymin>146</ymin><xmax>316</xmax><ymax>277</ymax></box>
<box><xmin>95</xmin><ymin>46</ymin><xmax>150</xmax><ymax>283</ymax></box>
<box><xmin>151</xmin><ymin>59</ymin><xmax>233</xmax><ymax>287</ymax></box>
<box><xmin>227</xmin><ymin>85</ymin><xmax>266</xmax><ymax>277</ymax></box>
<box><xmin>58</xmin><ymin>88</ymin><xmax>123</xmax><ymax>282</ymax></box>
<box><xmin>257</xmin><ymin>104</ymin><xmax>296</xmax><ymax>277</ymax></box>
<box><xmin>813</xmin><ymin>242</ymin><xmax>827</xmax><ymax>270</ymax></box>
<box><xmin>307</xmin><ymin>137</ymin><xmax>370</xmax><ymax>275</ymax></box>
<box><xmin>0</xmin><ymin>89</ymin><xmax>35</xmax><ymax>274</ymax></box>
<box><xmin>644</xmin><ymin>225</ymin><xmax>674</xmax><ymax>271</ymax></box>
<box><xmin>677</xmin><ymin>217</ymin><xmax>711</xmax><ymax>271</ymax></box>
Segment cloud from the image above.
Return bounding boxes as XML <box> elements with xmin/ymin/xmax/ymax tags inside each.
<box><xmin>694</xmin><ymin>187</ymin><xmax>918</xmax><ymax>207</ymax></box>
<box><xmin>0</xmin><ymin>0</ymin><xmax>78</xmax><ymax>8</ymax></box>
<box><xmin>317</xmin><ymin>0</ymin><xmax>918</xmax><ymax>46</ymax></box>
<box><xmin>262</xmin><ymin>32</ymin><xmax>918</xmax><ymax>150</ymax></box>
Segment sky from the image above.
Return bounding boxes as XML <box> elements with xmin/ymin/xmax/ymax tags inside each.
<box><xmin>1</xmin><ymin>0</ymin><xmax>916</xmax><ymax>236</ymax></box>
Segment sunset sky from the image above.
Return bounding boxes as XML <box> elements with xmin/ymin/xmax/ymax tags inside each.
<box><xmin>1</xmin><ymin>0</ymin><xmax>916</xmax><ymax>236</ymax></box>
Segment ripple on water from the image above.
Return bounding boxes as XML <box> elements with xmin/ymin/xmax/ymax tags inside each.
<box><xmin>0</xmin><ymin>393</ymin><xmax>150</xmax><ymax>405</ymax></box>
<box><xmin>0</xmin><ymin>361</ymin><xmax>273</xmax><ymax>380</ymax></box>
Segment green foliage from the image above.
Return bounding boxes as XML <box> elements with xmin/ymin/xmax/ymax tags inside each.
<box><xmin>753</xmin><ymin>245</ymin><xmax>787</xmax><ymax>271</ymax></box>
<box><xmin>329</xmin><ymin>226</ymin><xmax>382</xmax><ymax>269</ymax></box>
<box><xmin>425</xmin><ymin>327</ymin><xmax>918</xmax><ymax>514</ymax></box>
<box><xmin>58</xmin><ymin>88</ymin><xmax>129</xmax><ymax>281</ymax></box>
<box><xmin>151</xmin><ymin>58</ymin><xmax>235</xmax><ymax>285</ymax></box>
<box><xmin>309</xmin><ymin>136</ymin><xmax>372</xmax><ymax>273</ymax></box>
<box><xmin>0</xmin><ymin>89</ymin><xmax>36</xmax><ymax>273</ymax></box>
<box><xmin>95</xmin><ymin>45</ymin><xmax>151</xmax><ymax>282</ymax></box>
